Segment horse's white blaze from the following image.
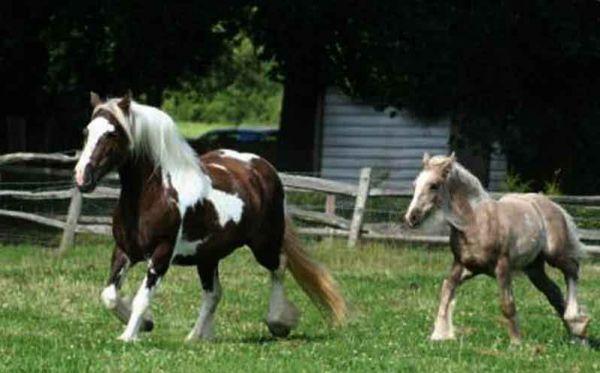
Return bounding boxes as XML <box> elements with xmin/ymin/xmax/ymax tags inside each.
<box><xmin>207</xmin><ymin>189</ymin><xmax>244</xmax><ymax>227</ymax></box>
<box><xmin>74</xmin><ymin>117</ymin><xmax>115</xmax><ymax>185</ymax></box>
<box><xmin>101</xmin><ymin>284</ymin><xmax>118</xmax><ymax>309</ymax></box>
<box><xmin>220</xmin><ymin>149</ymin><xmax>259</xmax><ymax>163</ymax></box>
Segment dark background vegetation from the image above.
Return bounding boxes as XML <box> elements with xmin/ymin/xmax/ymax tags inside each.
<box><xmin>2</xmin><ymin>1</ymin><xmax>600</xmax><ymax>192</ymax></box>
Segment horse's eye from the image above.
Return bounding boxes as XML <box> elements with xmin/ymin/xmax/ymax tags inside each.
<box><xmin>430</xmin><ymin>183</ymin><xmax>440</xmax><ymax>190</ymax></box>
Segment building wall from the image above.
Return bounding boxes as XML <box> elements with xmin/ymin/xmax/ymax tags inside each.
<box><xmin>319</xmin><ymin>89</ymin><xmax>507</xmax><ymax>190</ymax></box>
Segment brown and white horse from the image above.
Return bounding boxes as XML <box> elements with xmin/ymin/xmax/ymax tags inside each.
<box><xmin>405</xmin><ymin>153</ymin><xmax>590</xmax><ymax>344</ymax></box>
<box><xmin>74</xmin><ymin>92</ymin><xmax>347</xmax><ymax>342</ymax></box>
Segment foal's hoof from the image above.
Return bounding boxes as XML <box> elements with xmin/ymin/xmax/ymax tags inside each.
<box><xmin>429</xmin><ymin>330</ymin><xmax>455</xmax><ymax>341</ymax></box>
<box><xmin>266</xmin><ymin>321</ymin><xmax>292</xmax><ymax>338</ymax></box>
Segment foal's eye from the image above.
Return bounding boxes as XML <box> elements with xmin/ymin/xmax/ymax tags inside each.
<box><xmin>430</xmin><ymin>183</ymin><xmax>440</xmax><ymax>190</ymax></box>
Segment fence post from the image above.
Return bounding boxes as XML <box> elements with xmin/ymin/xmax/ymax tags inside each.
<box><xmin>325</xmin><ymin>194</ymin><xmax>336</xmax><ymax>215</ymax></box>
<box><xmin>58</xmin><ymin>187</ymin><xmax>83</xmax><ymax>255</ymax></box>
<box><xmin>348</xmin><ymin>167</ymin><xmax>372</xmax><ymax>248</ymax></box>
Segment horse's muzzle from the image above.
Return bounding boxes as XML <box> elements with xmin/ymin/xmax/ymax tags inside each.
<box><xmin>76</xmin><ymin>165</ymin><xmax>97</xmax><ymax>193</ymax></box>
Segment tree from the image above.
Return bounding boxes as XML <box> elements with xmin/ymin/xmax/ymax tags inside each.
<box><xmin>250</xmin><ymin>0</ymin><xmax>600</xmax><ymax>192</ymax></box>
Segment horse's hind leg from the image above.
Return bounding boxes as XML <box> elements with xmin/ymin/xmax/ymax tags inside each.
<box><xmin>186</xmin><ymin>263</ymin><xmax>222</xmax><ymax>342</ymax></box>
<box><xmin>266</xmin><ymin>253</ymin><xmax>300</xmax><ymax>338</ymax></box>
<box><xmin>249</xmin><ymin>237</ymin><xmax>300</xmax><ymax>338</ymax></box>
<box><xmin>525</xmin><ymin>257</ymin><xmax>565</xmax><ymax>317</ymax></box>
<box><xmin>495</xmin><ymin>257</ymin><xmax>521</xmax><ymax>344</ymax></box>
<box><xmin>101</xmin><ymin>246</ymin><xmax>153</xmax><ymax>331</ymax></box>
<box><xmin>431</xmin><ymin>261</ymin><xmax>474</xmax><ymax>341</ymax></box>
<box><xmin>557</xmin><ymin>257</ymin><xmax>590</xmax><ymax>341</ymax></box>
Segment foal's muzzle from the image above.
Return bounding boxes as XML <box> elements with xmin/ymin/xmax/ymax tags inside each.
<box><xmin>405</xmin><ymin>209</ymin><xmax>422</xmax><ymax>228</ymax></box>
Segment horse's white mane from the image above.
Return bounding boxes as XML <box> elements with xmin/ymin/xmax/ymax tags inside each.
<box><xmin>96</xmin><ymin>99</ymin><xmax>210</xmax><ymax>200</ymax></box>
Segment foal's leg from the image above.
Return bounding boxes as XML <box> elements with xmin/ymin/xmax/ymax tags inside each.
<box><xmin>525</xmin><ymin>258</ymin><xmax>566</xmax><ymax>320</ymax></box>
<box><xmin>266</xmin><ymin>253</ymin><xmax>300</xmax><ymax>338</ymax></box>
<box><xmin>118</xmin><ymin>243</ymin><xmax>173</xmax><ymax>342</ymax></box>
<box><xmin>101</xmin><ymin>247</ymin><xmax>154</xmax><ymax>331</ymax></box>
<box><xmin>430</xmin><ymin>261</ymin><xmax>474</xmax><ymax>341</ymax></box>
<box><xmin>495</xmin><ymin>257</ymin><xmax>521</xmax><ymax>344</ymax></box>
<box><xmin>186</xmin><ymin>263</ymin><xmax>222</xmax><ymax>342</ymax></box>
<box><xmin>562</xmin><ymin>263</ymin><xmax>590</xmax><ymax>341</ymax></box>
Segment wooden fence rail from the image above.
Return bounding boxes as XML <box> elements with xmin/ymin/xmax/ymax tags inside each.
<box><xmin>0</xmin><ymin>151</ymin><xmax>599</xmax><ymax>255</ymax></box>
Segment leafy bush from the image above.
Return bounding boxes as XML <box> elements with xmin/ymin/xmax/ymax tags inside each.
<box><xmin>163</xmin><ymin>36</ymin><xmax>282</xmax><ymax>125</ymax></box>
<box><xmin>500</xmin><ymin>171</ymin><xmax>532</xmax><ymax>193</ymax></box>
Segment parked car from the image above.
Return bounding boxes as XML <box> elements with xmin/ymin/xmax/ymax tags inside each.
<box><xmin>188</xmin><ymin>127</ymin><xmax>279</xmax><ymax>167</ymax></box>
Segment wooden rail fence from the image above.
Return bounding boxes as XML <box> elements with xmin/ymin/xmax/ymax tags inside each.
<box><xmin>1</xmin><ymin>152</ymin><xmax>599</xmax><ymax>256</ymax></box>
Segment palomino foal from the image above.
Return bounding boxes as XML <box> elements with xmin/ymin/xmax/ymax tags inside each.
<box><xmin>74</xmin><ymin>92</ymin><xmax>346</xmax><ymax>342</ymax></box>
<box><xmin>405</xmin><ymin>153</ymin><xmax>590</xmax><ymax>344</ymax></box>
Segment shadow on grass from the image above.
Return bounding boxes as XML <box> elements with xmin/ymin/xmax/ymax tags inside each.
<box><xmin>230</xmin><ymin>333</ymin><xmax>330</xmax><ymax>345</ymax></box>
<box><xmin>584</xmin><ymin>336</ymin><xmax>600</xmax><ymax>350</ymax></box>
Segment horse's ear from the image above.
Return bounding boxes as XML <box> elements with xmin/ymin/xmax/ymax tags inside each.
<box><xmin>118</xmin><ymin>90</ymin><xmax>132</xmax><ymax>113</ymax></box>
<box><xmin>90</xmin><ymin>92</ymin><xmax>102</xmax><ymax>108</ymax></box>
<box><xmin>422</xmin><ymin>152</ymin><xmax>431</xmax><ymax>166</ymax></box>
<box><xmin>449</xmin><ymin>151</ymin><xmax>456</xmax><ymax>161</ymax></box>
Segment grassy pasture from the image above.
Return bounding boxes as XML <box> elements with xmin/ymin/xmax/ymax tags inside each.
<box><xmin>1</xmin><ymin>237</ymin><xmax>600</xmax><ymax>372</ymax></box>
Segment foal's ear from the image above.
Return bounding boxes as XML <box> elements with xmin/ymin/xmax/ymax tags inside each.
<box><xmin>118</xmin><ymin>90</ymin><xmax>132</xmax><ymax>113</ymax></box>
<box><xmin>422</xmin><ymin>152</ymin><xmax>431</xmax><ymax>166</ymax></box>
<box><xmin>90</xmin><ymin>92</ymin><xmax>102</xmax><ymax>108</ymax></box>
<box><xmin>440</xmin><ymin>152</ymin><xmax>456</xmax><ymax>178</ymax></box>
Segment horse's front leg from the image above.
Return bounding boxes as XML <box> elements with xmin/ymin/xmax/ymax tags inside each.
<box><xmin>101</xmin><ymin>247</ymin><xmax>154</xmax><ymax>331</ymax></box>
<box><xmin>431</xmin><ymin>261</ymin><xmax>474</xmax><ymax>340</ymax></box>
<box><xmin>495</xmin><ymin>257</ymin><xmax>521</xmax><ymax>344</ymax></box>
<box><xmin>118</xmin><ymin>242</ymin><xmax>173</xmax><ymax>342</ymax></box>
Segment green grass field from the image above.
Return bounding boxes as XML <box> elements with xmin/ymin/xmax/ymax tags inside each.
<box><xmin>1</xmin><ymin>238</ymin><xmax>600</xmax><ymax>372</ymax></box>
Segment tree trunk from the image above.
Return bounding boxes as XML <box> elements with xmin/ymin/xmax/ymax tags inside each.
<box><xmin>277</xmin><ymin>55</ymin><xmax>325</xmax><ymax>172</ymax></box>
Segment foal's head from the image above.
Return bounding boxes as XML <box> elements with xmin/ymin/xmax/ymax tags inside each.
<box><xmin>74</xmin><ymin>92</ymin><xmax>132</xmax><ymax>192</ymax></box>
<box><xmin>405</xmin><ymin>152</ymin><xmax>455</xmax><ymax>227</ymax></box>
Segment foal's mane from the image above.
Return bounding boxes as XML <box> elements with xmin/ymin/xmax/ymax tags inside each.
<box><xmin>447</xmin><ymin>162</ymin><xmax>490</xmax><ymax>202</ymax></box>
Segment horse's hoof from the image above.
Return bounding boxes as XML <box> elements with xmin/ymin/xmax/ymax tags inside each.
<box><xmin>141</xmin><ymin>319</ymin><xmax>154</xmax><ymax>332</ymax></box>
<box><xmin>570</xmin><ymin>336</ymin><xmax>590</xmax><ymax>348</ymax></box>
<box><xmin>117</xmin><ymin>334</ymin><xmax>139</xmax><ymax>343</ymax></box>
<box><xmin>266</xmin><ymin>321</ymin><xmax>292</xmax><ymax>338</ymax></box>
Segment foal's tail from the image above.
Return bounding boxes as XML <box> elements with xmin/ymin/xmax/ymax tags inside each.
<box><xmin>556</xmin><ymin>203</ymin><xmax>586</xmax><ymax>260</ymax></box>
<box><xmin>282</xmin><ymin>216</ymin><xmax>347</xmax><ymax>325</ymax></box>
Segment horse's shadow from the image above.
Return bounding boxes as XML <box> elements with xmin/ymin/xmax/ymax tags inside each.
<box><xmin>223</xmin><ymin>333</ymin><xmax>329</xmax><ymax>345</ymax></box>
<box><xmin>584</xmin><ymin>336</ymin><xmax>600</xmax><ymax>350</ymax></box>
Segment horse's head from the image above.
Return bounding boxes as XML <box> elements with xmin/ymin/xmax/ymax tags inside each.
<box><xmin>405</xmin><ymin>152</ymin><xmax>455</xmax><ymax>227</ymax></box>
<box><xmin>74</xmin><ymin>92</ymin><xmax>132</xmax><ymax>193</ymax></box>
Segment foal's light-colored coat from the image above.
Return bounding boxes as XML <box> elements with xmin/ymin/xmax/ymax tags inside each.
<box><xmin>406</xmin><ymin>153</ymin><xmax>589</xmax><ymax>344</ymax></box>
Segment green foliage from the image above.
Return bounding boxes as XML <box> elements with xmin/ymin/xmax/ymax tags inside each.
<box><xmin>501</xmin><ymin>171</ymin><xmax>532</xmax><ymax>193</ymax></box>
<box><xmin>163</xmin><ymin>36</ymin><xmax>282</xmax><ymax>125</ymax></box>
<box><xmin>249</xmin><ymin>1</ymin><xmax>600</xmax><ymax>193</ymax></box>
<box><xmin>2</xmin><ymin>240</ymin><xmax>600</xmax><ymax>371</ymax></box>
<box><xmin>543</xmin><ymin>170</ymin><xmax>563</xmax><ymax>196</ymax></box>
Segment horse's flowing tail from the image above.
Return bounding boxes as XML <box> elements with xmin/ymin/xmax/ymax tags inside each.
<box><xmin>282</xmin><ymin>216</ymin><xmax>347</xmax><ymax>325</ymax></box>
